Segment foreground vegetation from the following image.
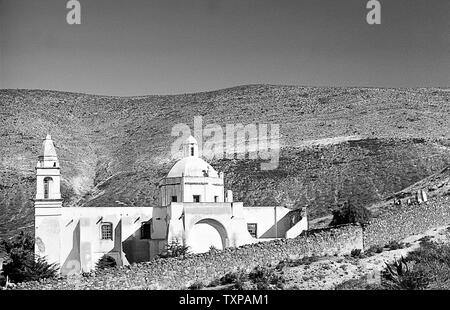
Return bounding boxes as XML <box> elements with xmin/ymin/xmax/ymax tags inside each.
<box><xmin>189</xmin><ymin>265</ymin><xmax>286</xmax><ymax>290</ymax></box>
<box><xmin>337</xmin><ymin>239</ymin><xmax>450</xmax><ymax>290</ymax></box>
<box><xmin>0</xmin><ymin>231</ymin><xmax>58</xmax><ymax>286</ymax></box>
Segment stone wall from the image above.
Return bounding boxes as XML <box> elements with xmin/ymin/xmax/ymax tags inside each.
<box><xmin>17</xmin><ymin>224</ymin><xmax>363</xmax><ymax>290</ymax></box>
<box><xmin>363</xmin><ymin>196</ymin><xmax>450</xmax><ymax>248</ymax></box>
<box><xmin>17</xmin><ymin>196</ymin><xmax>450</xmax><ymax>290</ymax></box>
<box><xmin>130</xmin><ymin>224</ymin><xmax>363</xmax><ymax>289</ymax></box>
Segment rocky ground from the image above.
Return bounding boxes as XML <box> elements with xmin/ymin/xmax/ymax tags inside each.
<box><xmin>282</xmin><ymin>225</ymin><xmax>450</xmax><ymax>290</ymax></box>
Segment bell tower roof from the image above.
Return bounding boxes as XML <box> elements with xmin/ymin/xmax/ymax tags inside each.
<box><xmin>42</xmin><ymin>134</ymin><xmax>57</xmax><ymax>158</ymax></box>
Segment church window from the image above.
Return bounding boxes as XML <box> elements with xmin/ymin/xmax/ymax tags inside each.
<box><xmin>247</xmin><ymin>223</ymin><xmax>257</xmax><ymax>238</ymax></box>
<box><xmin>141</xmin><ymin>221</ymin><xmax>152</xmax><ymax>239</ymax></box>
<box><xmin>190</xmin><ymin>147</ymin><xmax>194</xmax><ymax>156</ymax></box>
<box><xmin>171</xmin><ymin>196</ymin><xmax>177</xmax><ymax>202</ymax></box>
<box><xmin>193</xmin><ymin>195</ymin><xmax>200</xmax><ymax>203</ymax></box>
<box><xmin>43</xmin><ymin>177</ymin><xmax>53</xmax><ymax>199</ymax></box>
<box><xmin>101</xmin><ymin>223</ymin><xmax>113</xmax><ymax>240</ymax></box>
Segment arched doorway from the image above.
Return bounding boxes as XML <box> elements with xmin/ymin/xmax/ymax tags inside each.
<box><xmin>187</xmin><ymin>219</ymin><xmax>229</xmax><ymax>254</ymax></box>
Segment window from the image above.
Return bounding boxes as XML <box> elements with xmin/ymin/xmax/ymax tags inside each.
<box><xmin>43</xmin><ymin>177</ymin><xmax>53</xmax><ymax>199</ymax></box>
<box><xmin>141</xmin><ymin>221</ymin><xmax>152</xmax><ymax>239</ymax></box>
<box><xmin>190</xmin><ymin>147</ymin><xmax>194</xmax><ymax>156</ymax></box>
<box><xmin>193</xmin><ymin>195</ymin><xmax>200</xmax><ymax>203</ymax></box>
<box><xmin>101</xmin><ymin>223</ymin><xmax>113</xmax><ymax>240</ymax></box>
<box><xmin>214</xmin><ymin>196</ymin><xmax>219</xmax><ymax>202</ymax></box>
<box><xmin>171</xmin><ymin>196</ymin><xmax>178</xmax><ymax>202</ymax></box>
<box><xmin>247</xmin><ymin>223</ymin><xmax>257</xmax><ymax>238</ymax></box>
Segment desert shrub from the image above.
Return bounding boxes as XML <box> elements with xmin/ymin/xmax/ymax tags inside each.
<box><xmin>207</xmin><ymin>278</ymin><xmax>221</xmax><ymax>287</ymax></box>
<box><xmin>0</xmin><ymin>231</ymin><xmax>58</xmax><ymax>283</ymax></box>
<box><xmin>208</xmin><ymin>245</ymin><xmax>219</xmax><ymax>253</ymax></box>
<box><xmin>418</xmin><ymin>236</ymin><xmax>433</xmax><ymax>244</ymax></box>
<box><xmin>381</xmin><ymin>241</ymin><xmax>450</xmax><ymax>289</ymax></box>
<box><xmin>335</xmin><ymin>277</ymin><xmax>383</xmax><ymax>290</ymax></box>
<box><xmin>248</xmin><ymin>266</ymin><xmax>285</xmax><ymax>290</ymax></box>
<box><xmin>382</xmin><ymin>256</ymin><xmax>429</xmax><ymax>290</ymax></box>
<box><xmin>216</xmin><ymin>266</ymin><xmax>285</xmax><ymax>290</ymax></box>
<box><xmin>188</xmin><ymin>281</ymin><xmax>204</xmax><ymax>290</ymax></box>
<box><xmin>158</xmin><ymin>240</ymin><xmax>190</xmax><ymax>259</ymax></box>
<box><xmin>386</xmin><ymin>240</ymin><xmax>405</xmax><ymax>251</ymax></box>
<box><xmin>95</xmin><ymin>255</ymin><xmax>117</xmax><ymax>270</ymax></box>
<box><xmin>281</xmin><ymin>255</ymin><xmax>320</xmax><ymax>268</ymax></box>
<box><xmin>351</xmin><ymin>249</ymin><xmax>363</xmax><ymax>258</ymax></box>
<box><xmin>220</xmin><ymin>269</ymin><xmax>248</xmax><ymax>285</ymax></box>
<box><xmin>329</xmin><ymin>201</ymin><xmax>371</xmax><ymax>226</ymax></box>
<box><xmin>365</xmin><ymin>245</ymin><xmax>384</xmax><ymax>256</ymax></box>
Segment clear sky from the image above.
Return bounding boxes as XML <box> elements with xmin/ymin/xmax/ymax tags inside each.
<box><xmin>0</xmin><ymin>0</ymin><xmax>448</xmax><ymax>96</ymax></box>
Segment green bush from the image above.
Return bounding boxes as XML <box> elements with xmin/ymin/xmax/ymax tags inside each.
<box><xmin>0</xmin><ymin>231</ymin><xmax>58</xmax><ymax>283</ymax></box>
<box><xmin>329</xmin><ymin>200</ymin><xmax>372</xmax><ymax>226</ymax></box>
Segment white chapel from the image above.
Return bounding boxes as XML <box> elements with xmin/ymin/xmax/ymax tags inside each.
<box><xmin>34</xmin><ymin>135</ymin><xmax>307</xmax><ymax>274</ymax></box>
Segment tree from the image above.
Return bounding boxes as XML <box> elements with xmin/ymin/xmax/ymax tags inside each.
<box><xmin>0</xmin><ymin>231</ymin><xmax>58</xmax><ymax>283</ymax></box>
<box><xmin>96</xmin><ymin>255</ymin><xmax>117</xmax><ymax>270</ymax></box>
<box><xmin>329</xmin><ymin>200</ymin><xmax>371</xmax><ymax>226</ymax></box>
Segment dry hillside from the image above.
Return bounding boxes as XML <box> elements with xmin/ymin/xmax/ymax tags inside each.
<box><xmin>0</xmin><ymin>85</ymin><xmax>449</xmax><ymax>237</ymax></box>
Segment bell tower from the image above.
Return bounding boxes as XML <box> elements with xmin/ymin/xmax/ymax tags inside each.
<box><xmin>34</xmin><ymin>134</ymin><xmax>62</xmax><ymax>268</ymax></box>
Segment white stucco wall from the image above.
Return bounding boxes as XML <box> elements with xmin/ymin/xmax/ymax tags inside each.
<box><xmin>168</xmin><ymin>202</ymin><xmax>254</xmax><ymax>252</ymax></box>
<box><xmin>39</xmin><ymin>207</ymin><xmax>162</xmax><ymax>274</ymax></box>
<box><xmin>242</xmin><ymin>206</ymin><xmax>292</xmax><ymax>238</ymax></box>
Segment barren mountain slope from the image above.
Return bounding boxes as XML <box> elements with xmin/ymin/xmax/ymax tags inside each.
<box><xmin>0</xmin><ymin>85</ymin><xmax>449</xmax><ymax>237</ymax></box>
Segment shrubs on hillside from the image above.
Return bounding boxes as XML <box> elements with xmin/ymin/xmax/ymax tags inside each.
<box><xmin>204</xmin><ymin>266</ymin><xmax>285</xmax><ymax>290</ymax></box>
<box><xmin>338</xmin><ymin>240</ymin><xmax>450</xmax><ymax>290</ymax></box>
<box><xmin>329</xmin><ymin>200</ymin><xmax>372</xmax><ymax>226</ymax></box>
<box><xmin>0</xmin><ymin>231</ymin><xmax>58</xmax><ymax>284</ymax></box>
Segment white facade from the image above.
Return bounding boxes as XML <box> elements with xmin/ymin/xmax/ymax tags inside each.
<box><xmin>34</xmin><ymin>135</ymin><xmax>307</xmax><ymax>274</ymax></box>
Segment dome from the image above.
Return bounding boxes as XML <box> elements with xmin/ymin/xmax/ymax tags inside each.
<box><xmin>167</xmin><ymin>157</ymin><xmax>219</xmax><ymax>178</ymax></box>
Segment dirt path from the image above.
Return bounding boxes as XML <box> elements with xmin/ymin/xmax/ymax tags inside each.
<box><xmin>282</xmin><ymin>225</ymin><xmax>450</xmax><ymax>290</ymax></box>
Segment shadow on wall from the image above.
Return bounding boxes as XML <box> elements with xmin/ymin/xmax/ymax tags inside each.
<box><xmin>60</xmin><ymin>219</ymin><xmax>159</xmax><ymax>274</ymax></box>
<box><xmin>61</xmin><ymin>221</ymin><xmax>80</xmax><ymax>275</ymax></box>
<box><xmin>260</xmin><ymin>210</ymin><xmax>302</xmax><ymax>238</ymax></box>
